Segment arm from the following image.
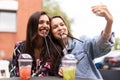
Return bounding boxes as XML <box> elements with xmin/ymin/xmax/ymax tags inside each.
<box><xmin>10</xmin><ymin>41</ymin><xmax>23</xmax><ymax>77</ymax></box>
<box><xmin>92</xmin><ymin>4</ymin><xmax>113</xmax><ymax>40</ymax></box>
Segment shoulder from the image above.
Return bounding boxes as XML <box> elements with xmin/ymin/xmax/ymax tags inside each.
<box><xmin>78</xmin><ymin>35</ymin><xmax>92</xmax><ymax>42</ymax></box>
<box><xmin>78</xmin><ymin>35</ymin><xmax>98</xmax><ymax>48</ymax></box>
<box><xmin>13</xmin><ymin>41</ymin><xmax>25</xmax><ymax>55</ymax></box>
<box><xmin>14</xmin><ymin>41</ymin><xmax>25</xmax><ymax>51</ymax></box>
<box><xmin>15</xmin><ymin>41</ymin><xmax>24</xmax><ymax>47</ymax></box>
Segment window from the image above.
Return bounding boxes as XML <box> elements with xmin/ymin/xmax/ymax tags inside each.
<box><xmin>0</xmin><ymin>0</ymin><xmax>18</xmax><ymax>32</ymax></box>
<box><xmin>0</xmin><ymin>10</ymin><xmax>16</xmax><ymax>32</ymax></box>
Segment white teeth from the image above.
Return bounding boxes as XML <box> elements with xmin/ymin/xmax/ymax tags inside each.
<box><xmin>59</xmin><ymin>32</ymin><xmax>63</xmax><ymax>36</ymax></box>
<box><xmin>60</xmin><ymin>32</ymin><xmax>63</xmax><ymax>35</ymax></box>
<box><xmin>41</xmin><ymin>30</ymin><xmax>47</xmax><ymax>37</ymax></box>
<box><xmin>59</xmin><ymin>31</ymin><xmax>64</xmax><ymax>35</ymax></box>
<box><xmin>41</xmin><ymin>30</ymin><xmax>46</xmax><ymax>33</ymax></box>
<box><xmin>43</xmin><ymin>30</ymin><xmax>47</xmax><ymax>33</ymax></box>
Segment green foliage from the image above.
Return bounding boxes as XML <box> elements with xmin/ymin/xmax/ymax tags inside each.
<box><xmin>42</xmin><ymin>0</ymin><xmax>73</xmax><ymax>30</ymax></box>
<box><xmin>113</xmin><ymin>37</ymin><xmax>120</xmax><ymax>50</ymax></box>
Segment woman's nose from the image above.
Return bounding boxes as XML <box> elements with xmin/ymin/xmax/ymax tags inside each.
<box><xmin>58</xmin><ymin>25</ymin><xmax>62</xmax><ymax>30</ymax></box>
<box><xmin>43</xmin><ymin>22</ymin><xmax>48</xmax><ymax>27</ymax></box>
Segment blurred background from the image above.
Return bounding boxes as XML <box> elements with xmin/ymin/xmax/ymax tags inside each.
<box><xmin>0</xmin><ymin>0</ymin><xmax>120</xmax><ymax>63</ymax></box>
<box><xmin>0</xmin><ymin>0</ymin><xmax>120</xmax><ymax>79</ymax></box>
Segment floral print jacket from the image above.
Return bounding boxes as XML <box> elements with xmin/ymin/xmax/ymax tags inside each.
<box><xmin>9</xmin><ymin>41</ymin><xmax>52</xmax><ymax>77</ymax></box>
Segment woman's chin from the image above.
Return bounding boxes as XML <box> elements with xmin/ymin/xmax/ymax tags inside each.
<box><xmin>38</xmin><ymin>33</ymin><xmax>48</xmax><ymax>37</ymax></box>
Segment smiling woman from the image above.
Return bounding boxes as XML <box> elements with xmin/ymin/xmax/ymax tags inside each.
<box><xmin>9</xmin><ymin>11</ymin><xmax>63</xmax><ymax>77</ymax></box>
<box><xmin>50</xmin><ymin>2</ymin><xmax>114</xmax><ymax>79</ymax></box>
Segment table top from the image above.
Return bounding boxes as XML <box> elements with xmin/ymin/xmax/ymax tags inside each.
<box><xmin>0</xmin><ymin>76</ymin><xmax>99</xmax><ymax>80</ymax></box>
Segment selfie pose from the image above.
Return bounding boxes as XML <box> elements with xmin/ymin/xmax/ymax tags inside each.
<box><xmin>50</xmin><ymin>5</ymin><xmax>114</xmax><ymax>79</ymax></box>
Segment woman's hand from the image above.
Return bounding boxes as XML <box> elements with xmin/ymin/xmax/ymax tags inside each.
<box><xmin>58</xmin><ymin>67</ymin><xmax>63</xmax><ymax>76</ymax></box>
<box><xmin>91</xmin><ymin>4</ymin><xmax>113</xmax><ymax>23</ymax></box>
<box><xmin>92</xmin><ymin>4</ymin><xmax>113</xmax><ymax>40</ymax></box>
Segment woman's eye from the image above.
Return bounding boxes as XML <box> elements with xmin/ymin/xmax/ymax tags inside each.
<box><xmin>46</xmin><ymin>21</ymin><xmax>50</xmax><ymax>25</ymax></box>
<box><xmin>39</xmin><ymin>20</ymin><xmax>50</xmax><ymax>25</ymax></box>
<box><xmin>52</xmin><ymin>25</ymin><xmax>58</xmax><ymax>29</ymax></box>
<box><xmin>39</xmin><ymin>21</ymin><xmax>44</xmax><ymax>24</ymax></box>
<box><xmin>60</xmin><ymin>23</ymin><xmax>64</xmax><ymax>26</ymax></box>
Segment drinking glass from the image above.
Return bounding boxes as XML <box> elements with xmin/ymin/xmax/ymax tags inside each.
<box><xmin>18</xmin><ymin>54</ymin><xmax>33</xmax><ymax>80</ymax></box>
<box><xmin>62</xmin><ymin>54</ymin><xmax>77</xmax><ymax>80</ymax></box>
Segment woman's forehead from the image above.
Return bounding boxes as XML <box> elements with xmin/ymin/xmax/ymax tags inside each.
<box><xmin>39</xmin><ymin>15</ymin><xmax>49</xmax><ymax>21</ymax></box>
<box><xmin>52</xmin><ymin>18</ymin><xmax>63</xmax><ymax>24</ymax></box>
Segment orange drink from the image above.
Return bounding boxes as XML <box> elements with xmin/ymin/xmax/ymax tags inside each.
<box><xmin>18</xmin><ymin>54</ymin><xmax>33</xmax><ymax>80</ymax></box>
<box><xmin>19</xmin><ymin>66</ymin><xmax>31</xmax><ymax>80</ymax></box>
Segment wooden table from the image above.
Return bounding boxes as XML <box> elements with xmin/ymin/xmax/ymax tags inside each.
<box><xmin>0</xmin><ymin>76</ymin><xmax>99</xmax><ymax>80</ymax></box>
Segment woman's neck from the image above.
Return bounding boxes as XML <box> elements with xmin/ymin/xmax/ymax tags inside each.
<box><xmin>59</xmin><ymin>37</ymin><xmax>68</xmax><ymax>48</ymax></box>
<box><xmin>35</xmin><ymin>36</ymin><xmax>44</xmax><ymax>48</ymax></box>
<box><xmin>34</xmin><ymin>36</ymin><xmax>44</xmax><ymax>60</ymax></box>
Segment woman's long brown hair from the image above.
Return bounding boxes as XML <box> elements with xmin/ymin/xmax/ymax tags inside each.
<box><xmin>22</xmin><ymin>11</ymin><xmax>64</xmax><ymax>76</ymax></box>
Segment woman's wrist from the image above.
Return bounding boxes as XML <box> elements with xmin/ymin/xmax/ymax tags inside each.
<box><xmin>102</xmin><ymin>31</ymin><xmax>110</xmax><ymax>40</ymax></box>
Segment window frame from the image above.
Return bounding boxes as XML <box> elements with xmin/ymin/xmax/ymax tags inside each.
<box><xmin>0</xmin><ymin>0</ymin><xmax>18</xmax><ymax>32</ymax></box>
<box><xmin>0</xmin><ymin>10</ymin><xmax>17</xmax><ymax>32</ymax></box>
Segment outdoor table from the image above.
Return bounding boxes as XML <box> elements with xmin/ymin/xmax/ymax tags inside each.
<box><xmin>0</xmin><ymin>76</ymin><xmax>99</xmax><ymax>80</ymax></box>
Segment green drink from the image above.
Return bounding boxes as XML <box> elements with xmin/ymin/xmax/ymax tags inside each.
<box><xmin>63</xmin><ymin>66</ymin><xmax>76</xmax><ymax>80</ymax></box>
<box><xmin>62</xmin><ymin>54</ymin><xmax>77</xmax><ymax>80</ymax></box>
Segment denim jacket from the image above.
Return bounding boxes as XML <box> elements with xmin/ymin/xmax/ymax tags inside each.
<box><xmin>63</xmin><ymin>32</ymin><xmax>114</xmax><ymax>80</ymax></box>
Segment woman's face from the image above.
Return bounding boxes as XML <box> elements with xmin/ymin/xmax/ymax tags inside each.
<box><xmin>38</xmin><ymin>14</ymin><xmax>50</xmax><ymax>37</ymax></box>
<box><xmin>51</xmin><ymin>17</ymin><xmax>68</xmax><ymax>40</ymax></box>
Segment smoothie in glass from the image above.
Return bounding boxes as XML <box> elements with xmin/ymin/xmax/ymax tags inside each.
<box><xmin>19</xmin><ymin>66</ymin><xmax>31</xmax><ymax>80</ymax></box>
<box><xmin>63</xmin><ymin>66</ymin><xmax>76</xmax><ymax>80</ymax></box>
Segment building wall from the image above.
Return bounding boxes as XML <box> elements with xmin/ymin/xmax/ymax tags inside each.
<box><xmin>0</xmin><ymin>0</ymin><xmax>42</xmax><ymax>59</ymax></box>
